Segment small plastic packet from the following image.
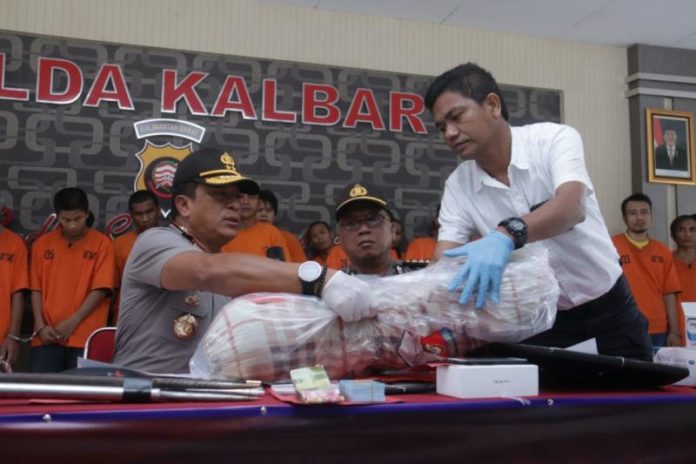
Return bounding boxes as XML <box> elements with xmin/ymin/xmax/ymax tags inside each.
<box><xmin>290</xmin><ymin>365</ymin><xmax>343</xmax><ymax>404</ymax></box>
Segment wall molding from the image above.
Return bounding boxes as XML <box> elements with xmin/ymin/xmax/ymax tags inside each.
<box><xmin>625</xmin><ymin>72</ymin><xmax>696</xmax><ymax>85</ymax></box>
<box><xmin>625</xmin><ymin>86</ymin><xmax>696</xmax><ymax>99</ymax></box>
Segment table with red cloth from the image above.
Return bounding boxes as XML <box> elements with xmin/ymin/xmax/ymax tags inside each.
<box><xmin>2</xmin><ymin>387</ymin><xmax>696</xmax><ymax>464</ymax></box>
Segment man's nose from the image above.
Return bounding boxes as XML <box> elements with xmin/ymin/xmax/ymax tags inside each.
<box><xmin>444</xmin><ymin>123</ymin><xmax>459</xmax><ymax>141</ymax></box>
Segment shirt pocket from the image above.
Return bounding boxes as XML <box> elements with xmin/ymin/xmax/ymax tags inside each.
<box><xmin>158</xmin><ymin>290</ymin><xmax>211</xmax><ymax>345</ymax></box>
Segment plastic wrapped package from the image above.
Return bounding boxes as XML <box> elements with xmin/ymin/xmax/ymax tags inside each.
<box><xmin>190</xmin><ymin>244</ymin><xmax>560</xmax><ymax>381</ymax></box>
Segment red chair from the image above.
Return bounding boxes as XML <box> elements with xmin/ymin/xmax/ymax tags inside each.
<box><xmin>83</xmin><ymin>327</ymin><xmax>117</xmax><ymax>363</ymax></box>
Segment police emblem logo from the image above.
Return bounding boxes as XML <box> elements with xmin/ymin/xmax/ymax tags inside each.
<box><xmin>349</xmin><ymin>184</ymin><xmax>368</xmax><ymax>198</ymax></box>
<box><xmin>173</xmin><ymin>313</ymin><xmax>199</xmax><ymax>339</ymax></box>
<box><xmin>134</xmin><ymin>141</ymin><xmax>192</xmax><ymax>200</ymax></box>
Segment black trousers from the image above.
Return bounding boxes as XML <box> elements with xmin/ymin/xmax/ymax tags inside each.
<box><xmin>523</xmin><ymin>274</ymin><xmax>653</xmax><ymax>362</ymax></box>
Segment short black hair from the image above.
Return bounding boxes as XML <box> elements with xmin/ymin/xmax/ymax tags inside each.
<box><xmin>388</xmin><ymin>210</ymin><xmax>401</xmax><ymax>226</ymax></box>
<box><xmin>258</xmin><ymin>190</ymin><xmax>278</xmax><ymax>215</ymax></box>
<box><xmin>128</xmin><ymin>190</ymin><xmax>159</xmax><ymax>211</ymax></box>
<box><xmin>621</xmin><ymin>193</ymin><xmax>652</xmax><ymax>216</ymax></box>
<box><xmin>424</xmin><ymin>63</ymin><xmax>509</xmax><ymax>121</ymax></box>
<box><xmin>171</xmin><ymin>182</ymin><xmax>198</xmax><ymax>219</ymax></box>
<box><xmin>670</xmin><ymin>214</ymin><xmax>696</xmax><ymax>240</ymax></box>
<box><xmin>53</xmin><ymin>187</ymin><xmax>89</xmax><ymax>214</ymax></box>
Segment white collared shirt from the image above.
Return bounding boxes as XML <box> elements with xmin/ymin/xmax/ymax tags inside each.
<box><xmin>438</xmin><ymin>122</ymin><xmax>621</xmax><ymax>309</ymax></box>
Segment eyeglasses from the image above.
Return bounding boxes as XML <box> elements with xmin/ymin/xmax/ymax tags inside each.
<box><xmin>340</xmin><ymin>212</ymin><xmax>387</xmax><ymax>232</ymax></box>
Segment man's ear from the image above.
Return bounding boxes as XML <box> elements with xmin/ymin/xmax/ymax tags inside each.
<box><xmin>484</xmin><ymin>92</ymin><xmax>502</xmax><ymax>118</ymax></box>
<box><xmin>173</xmin><ymin>195</ymin><xmax>191</xmax><ymax>218</ymax></box>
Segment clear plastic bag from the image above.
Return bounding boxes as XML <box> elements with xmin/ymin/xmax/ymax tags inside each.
<box><xmin>190</xmin><ymin>244</ymin><xmax>559</xmax><ymax>381</ymax></box>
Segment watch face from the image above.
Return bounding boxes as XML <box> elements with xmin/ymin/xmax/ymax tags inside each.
<box><xmin>299</xmin><ymin>260</ymin><xmax>322</xmax><ymax>282</ymax></box>
<box><xmin>509</xmin><ymin>220</ymin><xmax>525</xmax><ymax>232</ymax></box>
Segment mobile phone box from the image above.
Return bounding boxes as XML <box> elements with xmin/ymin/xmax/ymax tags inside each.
<box><xmin>436</xmin><ymin>363</ymin><xmax>539</xmax><ymax>399</ymax></box>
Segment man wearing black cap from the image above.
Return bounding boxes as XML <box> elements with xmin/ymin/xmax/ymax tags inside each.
<box><xmin>655</xmin><ymin>128</ymin><xmax>688</xmax><ymax>172</ymax></box>
<box><xmin>336</xmin><ymin>183</ymin><xmax>418</xmax><ymax>277</ymax></box>
<box><xmin>114</xmin><ymin>148</ymin><xmax>376</xmax><ymax>374</ymax></box>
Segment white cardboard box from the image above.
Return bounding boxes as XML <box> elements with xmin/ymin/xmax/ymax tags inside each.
<box><xmin>683</xmin><ymin>302</ymin><xmax>696</xmax><ymax>350</ymax></box>
<box><xmin>436</xmin><ymin>364</ymin><xmax>539</xmax><ymax>399</ymax></box>
<box><xmin>654</xmin><ymin>347</ymin><xmax>696</xmax><ymax>386</ymax></box>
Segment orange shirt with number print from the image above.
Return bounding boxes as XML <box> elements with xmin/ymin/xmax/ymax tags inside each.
<box><xmin>30</xmin><ymin>228</ymin><xmax>114</xmax><ymax>348</ymax></box>
<box><xmin>612</xmin><ymin>235</ymin><xmax>681</xmax><ymax>334</ymax></box>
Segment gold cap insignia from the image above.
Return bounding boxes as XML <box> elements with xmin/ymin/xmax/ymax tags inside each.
<box><xmin>349</xmin><ymin>184</ymin><xmax>368</xmax><ymax>198</ymax></box>
<box><xmin>220</xmin><ymin>152</ymin><xmax>236</xmax><ymax>171</ymax></box>
<box><xmin>199</xmin><ymin>152</ymin><xmax>243</xmax><ymax>183</ymax></box>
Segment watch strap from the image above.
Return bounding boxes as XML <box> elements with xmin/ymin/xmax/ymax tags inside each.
<box><xmin>301</xmin><ymin>277</ymin><xmax>315</xmax><ymax>296</ymax></box>
<box><xmin>314</xmin><ymin>265</ymin><xmax>328</xmax><ymax>297</ymax></box>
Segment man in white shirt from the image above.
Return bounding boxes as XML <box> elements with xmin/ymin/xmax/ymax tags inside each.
<box><xmin>424</xmin><ymin>63</ymin><xmax>652</xmax><ymax>360</ymax></box>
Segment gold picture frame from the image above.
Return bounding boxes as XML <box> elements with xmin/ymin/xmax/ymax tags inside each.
<box><xmin>646</xmin><ymin>108</ymin><xmax>696</xmax><ymax>185</ymax></box>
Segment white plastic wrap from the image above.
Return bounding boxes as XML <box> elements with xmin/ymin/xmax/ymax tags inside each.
<box><xmin>190</xmin><ymin>244</ymin><xmax>560</xmax><ymax>381</ymax></box>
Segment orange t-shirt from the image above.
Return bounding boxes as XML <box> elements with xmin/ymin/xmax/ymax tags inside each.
<box><xmin>281</xmin><ymin>229</ymin><xmax>307</xmax><ymax>263</ymax></box>
<box><xmin>222</xmin><ymin>222</ymin><xmax>291</xmax><ymax>261</ymax></box>
<box><xmin>112</xmin><ymin>230</ymin><xmax>138</xmax><ymax>323</ymax></box>
<box><xmin>325</xmin><ymin>244</ymin><xmax>397</xmax><ymax>270</ymax></box>
<box><xmin>404</xmin><ymin>236</ymin><xmax>436</xmax><ymax>262</ymax></box>
<box><xmin>30</xmin><ymin>228</ymin><xmax>115</xmax><ymax>348</ymax></box>
<box><xmin>674</xmin><ymin>254</ymin><xmax>696</xmax><ymax>346</ymax></box>
<box><xmin>326</xmin><ymin>245</ymin><xmax>350</xmax><ymax>270</ymax></box>
<box><xmin>612</xmin><ymin>235</ymin><xmax>681</xmax><ymax>334</ymax></box>
<box><xmin>113</xmin><ymin>230</ymin><xmax>138</xmax><ymax>289</ymax></box>
<box><xmin>0</xmin><ymin>228</ymin><xmax>29</xmax><ymax>340</ymax></box>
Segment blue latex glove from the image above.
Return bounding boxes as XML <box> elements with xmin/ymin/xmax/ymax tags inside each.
<box><xmin>443</xmin><ymin>231</ymin><xmax>514</xmax><ymax>308</ymax></box>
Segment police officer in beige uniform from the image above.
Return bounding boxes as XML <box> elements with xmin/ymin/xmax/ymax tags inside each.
<box><xmin>336</xmin><ymin>183</ymin><xmax>420</xmax><ymax>277</ymax></box>
<box><xmin>114</xmin><ymin>148</ymin><xmax>375</xmax><ymax>374</ymax></box>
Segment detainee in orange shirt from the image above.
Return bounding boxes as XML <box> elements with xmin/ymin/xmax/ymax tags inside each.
<box><xmin>30</xmin><ymin>187</ymin><xmax>114</xmax><ymax>372</ymax></box>
<box><xmin>405</xmin><ymin>204</ymin><xmax>440</xmax><ymax>262</ymax></box>
<box><xmin>612</xmin><ymin>193</ymin><xmax>681</xmax><ymax>349</ymax></box>
<box><xmin>303</xmin><ymin>221</ymin><xmax>335</xmax><ymax>266</ymax></box>
<box><xmin>671</xmin><ymin>214</ymin><xmax>696</xmax><ymax>345</ymax></box>
<box><xmin>112</xmin><ymin>190</ymin><xmax>159</xmax><ymax>322</ymax></box>
<box><xmin>0</xmin><ymin>221</ymin><xmax>28</xmax><ymax>366</ymax></box>
<box><xmin>221</xmin><ymin>187</ymin><xmax>290</xmax><ymax>260</ymax></box>
<box><xmin>256</xmin><ymin>189</ymin><xmax>307</xmax><ymax>263</ymax></box>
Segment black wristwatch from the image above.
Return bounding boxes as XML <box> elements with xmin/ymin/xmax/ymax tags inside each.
<box><xmin>497</xmin><ymin>217</ymin><xmax>528</xmax><ymax>250</ymax></box>
<box><xmin>298</xmin><ymin>261</ymin><xmax>328</xmax><ymax>296</ymax></box>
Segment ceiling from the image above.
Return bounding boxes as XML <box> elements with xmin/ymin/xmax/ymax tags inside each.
<box><xmin>259</xmin><ymin>0</ymin><xmax>696</xmax><ymax>50</ymax></box>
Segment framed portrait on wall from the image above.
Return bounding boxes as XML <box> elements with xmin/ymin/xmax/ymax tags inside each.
<box><xmin>645</xmin><ymin>108</ymin><xmax>696</xmax><ymax>185</ymax></box>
